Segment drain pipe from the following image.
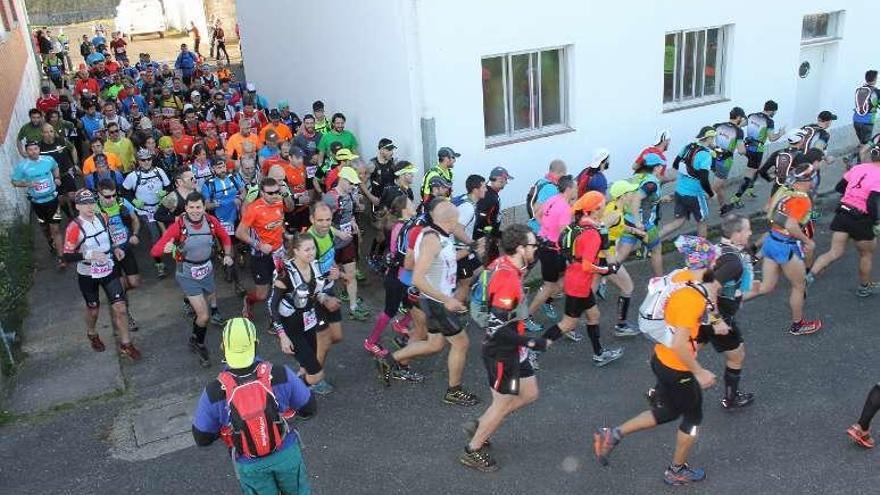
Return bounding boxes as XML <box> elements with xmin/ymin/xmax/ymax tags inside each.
<box><xmin>404</xmin><ymin>0</ymin><xmax>436</xmax><ymax>172</ymax></box>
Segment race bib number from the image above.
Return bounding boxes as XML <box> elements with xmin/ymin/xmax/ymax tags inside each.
<box><xmin>109</xmin><ymin>225</ymin><xmax>128</xmax><ymax>245</ymax></box>
<box><xmin>32</xmin><ymin>179</ymin><xmax>52</xmax><ymax>193</ymax></box>
<box><xmin>220</xmin><ymin>221</ymin><xmax>235</xmax><ymax>235</ymax></box>
<box><xmin>340</xmin><ymin>222</ymin><xmax>353</xmax><ymax>234</ymax></box>
<box><xmin>306</xmin><ymin>165</ymin><xmax>317</xmax><ymax>178</ymax></box>
<box><xmin>190</xmin><ymin>261</ymin><xmax>212</xmax><ymax>280</ymax></box>
<box><xmin>303</xmin><ymin>308</ymin><xmax>317</xmax><ymax>331</ymax></box>
<box><xmin>90</xmin><ymin>260</ymin><xmax>113</xmax><ymax>279</ymax></box>
<box><xmin>271</xmin><ymin>247</ymin><xmax>286</xmax><ymax>261</ymax></box>
<box><xmin>142</xmin><ymin>206</ymin><xmax>157</xmax><ymax>223</ymax></box>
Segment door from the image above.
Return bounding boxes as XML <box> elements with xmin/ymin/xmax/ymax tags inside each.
<box><xmin>794</xmin><ymin>44</ymin><xmax>827</xmax><ymax>127</ymax></box>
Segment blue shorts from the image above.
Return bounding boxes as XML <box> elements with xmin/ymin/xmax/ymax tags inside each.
<box><xmin>673</xmin><ymin>193</ymin><xmax>709</xmax><ymax>222</ymax></box>
<box><xmin>712</xmin><ymin>159</ymin><xmax>733</xmax><ymax>180</ymax></box>
<box><xmin>761</xmin><ymin>233</ymin><xmax>803</xmax><ymax>265</ymax></box>
<box><xmin>619</xmin><ymin>224</ymin><xmax>661</xmax><ymax>250</ymax></box>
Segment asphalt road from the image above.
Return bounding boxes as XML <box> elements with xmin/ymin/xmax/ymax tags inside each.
<box><xmin>1</xmin><ymin>201</ymin><xmax>879</xmax><ymax>495</ymax></box>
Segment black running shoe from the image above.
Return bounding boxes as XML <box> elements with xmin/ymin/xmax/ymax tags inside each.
<box><xmin>444</xmin><ymin>387</ymin><xmax>480</xmax><ymax>407</ymax></box>
<box><xmin>459</xmin><ymin>446</ymin><xmax>499</xmax><ymax>472</ymax></box>
<box><xmin>721</xmin><ymin>391</ymin><xmax>755</xmax><ymax>410</ymax></box>
<box><xmin>392</xmin><ymin>365</ymin><xmax>424</xmax><ymax>383</ymax></box>
<box><xmin>189</xmin><ymin>336</ymin><xmax>211</xmax><ymax>368</ymax></box>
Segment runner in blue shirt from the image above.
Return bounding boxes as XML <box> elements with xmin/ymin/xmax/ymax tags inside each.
<box><xmin>660</xmin><ymin>126</ymin><xmax>716</xmax><ymax>240</ymax></box>
<box><xmin>203</xmin><ymin>158</ymin><xmax>246</xmax><ymax>292</ymax></box>
<box><xmin>10</xmin><ymin>140</ymin><xmax>64</xmax><ymax>265</ymax></box>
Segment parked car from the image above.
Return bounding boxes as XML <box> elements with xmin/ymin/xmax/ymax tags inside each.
<box><xmin>115</xmin><ymin>0</ymin><xmax>167</xmax><ymax>41</ymax></box>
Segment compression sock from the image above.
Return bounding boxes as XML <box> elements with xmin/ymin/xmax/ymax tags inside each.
<box><xmin>397</xmin><ymin>313</ymin><xmax>412</xmax><ymax>328</ymax></box>
<box><xmin>858</xmin><ymin>384</ymin><xmax>880</xmax><ymax>430</ymax></box>
<box><xmin>367</xmin><ymin>313</ymin><xmax>391</xmax><ymax>346</ymax></box>
<box><xmin>724</xmin><ymin>367</ymin><xmax>742</xmax><ymax>400</ymax></box>
<box><xmin>587</xmin><ymin>324</ymin><xmax>602</xmax><ymax>355</ymax></box>
<box><xmin>192</xmin><ymin>320</ymin><xmax>208</xmax><ymax>345</ymax></box>
<box><xmin>617</xmin><ymin>295</ymin><xmax>631</xmax><ymax>322</ymax></box>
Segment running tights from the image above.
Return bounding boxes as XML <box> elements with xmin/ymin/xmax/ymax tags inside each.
<box><xmin>587</xmin><ymin>324</ymin><xmax>602</xmax><ymax>355</ymax></box>
<box><xmin>858</xmin><ymin>384</ymin><xmax>880</xmax><ymax>431</ymax></box>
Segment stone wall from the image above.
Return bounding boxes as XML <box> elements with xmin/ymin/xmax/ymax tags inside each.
<box><xmin>24</xmin><ymin>0</ymin><xmax>118</xmax><ymax>26</ymax></box>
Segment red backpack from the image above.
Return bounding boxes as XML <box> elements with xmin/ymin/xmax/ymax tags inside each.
<box><xmin>217</xmin><ymin>362</ymin><xmax>288</xmax><ymax>458</ymax></box>
<box><xmin>323</xmin><ymin>166</ymin><xmax>341</xmax><ymax>191</ymax></box>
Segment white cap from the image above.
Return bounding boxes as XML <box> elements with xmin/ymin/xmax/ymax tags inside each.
<box><xmin>588</xmin><ymin>148</ymin><xmax>611</xmax><ymax>168</ymax></box>
<box><xmin>246</xmin><ymin>82</ymin><xmax>256</xmax><ymax>92</ymax></box>
<box><xmin>787</xmin><ymin>129</ymin><xmax>806</xmax><ymax>144</ymax></box>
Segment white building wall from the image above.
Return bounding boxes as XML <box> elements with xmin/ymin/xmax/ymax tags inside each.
<box><xmin>163</xmin><ymin>0</ymin><xmax>209</xmax><ymax>41</ymax></box>
<box><xmin>238</xmin><ymin>0</ymin><xmax>880</xmax><ymax>206</ymax></box>
<box><xmin>415</xmin><ymin>0</ymin><xmax>880</xmax><ymax>205</ymax></box>
<box><xmin>236</xmin><ymin>0</ymin><xmax>421</xmax><ymax>166</ymax></box>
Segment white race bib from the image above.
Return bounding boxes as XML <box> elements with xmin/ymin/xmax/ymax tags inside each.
<box><xmin>90</xmin><ymin>260</ymin><xmax>113</xmax><ymax>279</ymax></box>
<box><xmin>303</xmin><ymin>308</ymin><xmax>317</xmax><ymax>331</ymax></box>
<box><xmin>32</xmin><ymin>179</ymin><xmax>52</xmax><ymax>193</ymax></box>
<box><xmin>306</xmin><ymin>165</ymin><xmax>317</xmax><ymax>178</ymax></box>
<box><xmin>220</xmin><ymin>221</ymin><xmax>235</xmax><ymax>235</ymax></box>
<box><xmin>190</xmin><ymin>261</ymin><xmax>212</xmax><ymax>280</ymax></box>
<box><xmin>109</xmin><ymin>225</ymin><xmax>128</xmax><ymax>245</ymax></box>
<box><xmin>340</xmin><ymin>222</ymin><xmax>353</xmax><ymax>234</ymax></box>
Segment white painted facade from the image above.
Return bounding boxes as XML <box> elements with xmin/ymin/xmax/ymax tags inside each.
<box><xmin>238</xmin><ymin>0</ymin><xmax>880</xmax><ymax>208</ymax></box>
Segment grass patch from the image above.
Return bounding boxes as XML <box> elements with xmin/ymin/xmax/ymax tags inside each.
<box><xmin>0</xmin><ymin>222</ymin><xmax>35</xmax><ymax>377</ymax></box>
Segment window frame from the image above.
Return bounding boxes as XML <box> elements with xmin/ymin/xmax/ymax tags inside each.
<box><xmin>663</xmin><ymin>25</ymin><xmax>730</xmax><ymax>112</ymax></box>
<box><xmin>481</xmin><ymin>46</ymin><xmax>571</xmax><ymax>147</ymax></box>
<box><xmin>801</xmin><ymin>11</ymin><xmax>843</xmax><ymax>46</ymax></box>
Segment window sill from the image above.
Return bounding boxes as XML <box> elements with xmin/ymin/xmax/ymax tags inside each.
<box><xmin>485</xmin><ymin>126</ymin><xmax>575</xmax><ymax>149</ymax></box>
<box><xmin>800</xmin><ymin>36</ymin><xmax>842</xmax><ymax>47</ymax></box>
<box><xmin>662</xmin><ymin>97</ymin><xmax>729</xmax><ymax>114</ymax></box>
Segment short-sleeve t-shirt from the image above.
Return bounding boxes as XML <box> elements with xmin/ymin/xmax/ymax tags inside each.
<box><xmin>538</xmin><ymin>193</ymin><xmax>572</xmax><ymax>245</ymax></box>
<box><xmin>563</xmin><ymin>226</ymin><xmax>601</xmax><ymax>298</ymax></box>
<box><xmin>317</xmin><ymin>130</ymin><xmax>358</xmax><ymax>155</ymax></box>
<box><xmin>675</xmin><ymin>145</ymin><xmax>712</xmax><ymax>197</ymax></box>
<box><xmin>653</xmin><ymin>283</ymin><xmax>709</xmax><ymax>372</ymax></box>
<box><xmin>12</xmin><ymin>156</ymin><xmax>59</xmax><ymax>203</ymax></box>
<box><xmin>240</xmin><ymin>198</ymin><xmax>286</xmax><ymax>250</ymax></box>
<box><xmin>17</xmin><ymin>123</ymin><xmax>44</xmax><ymax>146</ymax></box>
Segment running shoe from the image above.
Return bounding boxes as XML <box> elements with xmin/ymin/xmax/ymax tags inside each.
<box><xmin>613</xmin><ymin>321</ymin><xmax>639</xmax><ymax>337</ymax></box>
<box><xmin>664</xmin><ymin>464</ymin><xmax>706</xmax><ymax>485</ymax></box>
<box><xmin>593</xmin><ymin>427</ymin><xmax>619</xmax><ymax>466</ymax></box>
<box><xmin>444</xmin><ymin>388</ymin><xmax>480</xmax><ymax>407</ymax></box>
<box><xmin>462</xmin><ymin>419</ymin><xmax>492</xmax><ymax>449</ymax></box>
<box><xmin>541</xmin><ymin>302</ymin><xmax>558</xmax><ymax>321</ymax></box>
<box><xmin>349</xmin><ymin>305</ymin><xmax>371</xmax><ymax>321</ymax></box>
<box><xmin>363</xmin><ymin>340</ymin><xmax>388</xmax><ymax>358</ymax></box>
<box><xmin>744</xmin><ymin>186</ymin><xmax>757</xmax><ymax>198</ymax></box>
<box><xmin>338</xmin><ymin>289</ymin><xmax>349</xmax><ymax>302</ymax></box>
<box><xmin>846</xmin><ymin>424</ymin><xmax>875</xmax><ymax>449</ymax></box>
<box><xmin>564</xmin><ymin>330</ymin><xmax>584</xmax><ymax>343</ymax></box>
<box><xmin>128</xmin><ymin>313</ymin><xmax>139</xmax><ymax>332</ymax></box>
<box><xmin>596</xmin><ymin>280</ymin><xmax>608</xmax><ymax>301</ymax></box>
<box><xmin>392</xmin><ymin>365</ymin><xmax>424</xmax><ymax>383</ymax></box>
<box><xmin>789</xmin><ymin>319</ymin><xmax>822</xmax><ymax>336</ymax></box>
<box><xmin>189</xmin><ymin>337</ymin><xmax>211</xmax><ymax>368</ymax></box>
<box><xmin>119</xmin><ymin>342</ymin><xmax>142</xmax><ymax>361</ymax></box>
<box><xmin>527</xmin><ymin>349</ymin><xmax>540</xmax><ymax>371</ymax></box>
<box><xmin>391</xmin><ymin>318</ymin><xmax>409</xmax><ymax>335</ymax></box>
<box><xmin>459</xmin><ymin>447</ymin><xmax>499</xmax><ymax>473</ymax></box>
<box><xmin>210</xmin><ymin>310</ymin><xmax>224</xmax><ymax>326</ymax></box>
<box><xmin>311</xmin><ymin>379</ymin><xmax>335</xmax><ymax>395</ymax></box>
<box><xmin>721</xmin><ymin>391</ymin><xmax>755</xmax><ymax>410</ymax></box>
<box><xmin>524</xmin><ymin>317</ymin><xmax>542</xmax><ymax>333</ymax></box>
<box><xmin>810</xmin><ymin>210</ymin><xmax>823</xmax><ymax>221</ymax></box>
<box><xmin>856</xmin><ymin>282</ymin><xmax>879</xmax><ymax>298</ymax></box>
<box><xmin>391</xmin><ymin>334</ymin><xmax>409</xmax><ymax>350</ymax></box>
<box><xmin>155</xmin><ymin>262</ymin><xmax>167</xmax><ymax>279</ymax></box>
<box><xmin>355</xmin><ymin>268</ymin><xmax>367</xmax><ymax>282</ymax></box>
<box><xmin>88</xmin><ymin>333</ymin><xmax>105</xmax><ymax>352</ymax></box>
<box><xmin>592</xmin><ymin>347</ymin><xmax>623</xmax><ymax>367</ymax></box>
<box><xmin>241</xmin><ymin>295</ymin><xmax>254</xmax><ymax>320</ymax></box>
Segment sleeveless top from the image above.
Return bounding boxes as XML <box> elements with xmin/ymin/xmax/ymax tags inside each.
<box><xmin>73</xmin><ymin>215</ymin><xmax>114</xmax><ymax>277</ymax></box>
<box><xmin>414</xmin><ymin>225</ymin><xmax>457</xmax><ymax>300</ymax></box>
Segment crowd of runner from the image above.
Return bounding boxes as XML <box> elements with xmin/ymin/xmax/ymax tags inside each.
<box><xmin>11</xmin><ymin>26</ymin><xmax>880</xmax><ymax>491</ymax></box>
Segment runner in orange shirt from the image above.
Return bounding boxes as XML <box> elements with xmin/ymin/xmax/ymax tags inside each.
<box><xmin>236</xmin><ymin>177</ymin><xmax>294</xmax><ymax>319</ymax></box>
<box><xmin>170</xmin><ymin>121</ymin><xmax>196</xmax><ymax>158</ymax></box>
<box><xmin>262</xmin><ymin>143</ymin><xmax>312</xmax><ymax>232</ymax></box>
<box><xmin>260</xmin><ymin>110</ymin><xmax>293</xmax><ymax>144</ymax></box>
<box><xmin>226</xmin><ymin>119</ymin><xmax>261</xmax><ymax>160</ymax></box>
<box><xmin>81</xmin><ymin>138</ymin><xmax>122</xmax><ymax>174</ymax></box>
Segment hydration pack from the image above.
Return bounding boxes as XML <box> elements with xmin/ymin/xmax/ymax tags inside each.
<box><xmin>637</xmin><ymin>275</ymin><xmax>713</xmax><ymax>347</ymax></box>
<box><xmin>217</xmin><ymin>362</ymin><xmax>289</xmax><ymax>459</ymax></box>
<box><xmin>525</xmin><ymin>178</ymin><xmax>554</xmax><ymax>219</ymax></box>
<box><xmin>855</xmin><ymin>85</ymin><xmax>875</xmax><ymax>116</ymax></box>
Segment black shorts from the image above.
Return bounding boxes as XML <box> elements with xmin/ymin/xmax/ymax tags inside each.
<box><xmin>698</xmin><ymin>310</ymin><xmax>743</xmax><ymax>353</ymax></box>
<box><xmin>280</xmin><ymin>313</ymin><xmax>325</xmax><ymax>375</ymax></box>
<box><xmin>854</xmin><ymin>122</ymin><xmax>875</xmax><ymax>145</ymax></box>
<box><xmin>317</xmin><ymin>287</ymin><xmax>342</xmax><ymax>326</ymax></box>
<box><xmin>673</xmin><ymin>193</ymin><xmax>709</xmax><ymax>223</ymax></box>
<box><xmin>650</xmin><ymin>356</ymin><xmax>703</xmax><ymax>433</ymax></box>
<box><xmin>830</xmin><ymin>206</ymin><xmax>875</xmax><ymax>241</ymax></box>
<box><xmin>32</xmin><ymin>199</ymin><xmax>61</xmax><ymax>224</ymax></box>
<box><xmin>746</xmin><ymin>150</ymin><xmax>764</xmax><ymax>170</ymax></box>
<box><xmin>538</xmin><ymin>244</ymin><xmax>566</xmax><ymax>282</ymax></box>
<box><xmin>483</xmin><ymin>356</ymin><xmax>534</xmax><ymax>395</ymax></box>
<box><xmin>418</xmin><ymin>296</ymin><xmax>464</xmax><ymax>337</ymax></box>
<box><xmin>250</xmin><ymin>253</ymin><xmax>275</xmax><ymax>286</ymax></box>
<box><xmin>456</xmin><ymin>253</ymin><xmax>482</xmax><ymax>280</ymax></box>
<box><xmin>78</xmin><ymin>271</ymin><xmax>126</xmax><ymax>308</ymax></box>
<box><xmin>118</xmin><ymin>246</ymin><xmax>140</xmax><ymax>276</ymax></box>
<box><xmin>383</xmin><ymin>273</ymin><xmax>407</xmax><ymax>317</ymax></box>
<box><xmin>335</xmin><ymin>235</ymin><xmax>358</xmax><ymax>265</ymax></box>
<box><xmin>564</xmin><ymin>292</ymin><xmax>596</xmax><ymax>318</ymax></box>
<box><xmin>58</xmin><ymin>173</ymin><xmax>78</xmax><ymax>195</ymax></box>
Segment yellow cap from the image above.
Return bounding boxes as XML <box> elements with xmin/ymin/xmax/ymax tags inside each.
<box><xmin>335</xmin><ymin>148</ymin><xmax>359</xmax><ymax>162</ymax></box>
<box><xmin>609</xmin><ymin>180</ymin><xmax>639</xmax><ymax>199</ymax></box>
<box><xmin>338</xmin><ymin>166</ymin><xmax>361</xmax><ymax>184</ymax></box>
<box><xmin>158</xmin><ymin>136</ymin><xmax>174</xmax><ymax>150</ymax></box>
<box><xmin>222</xmin><ymin>318</ymin><xmax>257</xmax><ymax>369</ymax></box>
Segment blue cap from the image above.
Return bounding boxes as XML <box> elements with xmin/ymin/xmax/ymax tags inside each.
<box><xmin>642</xmin><ymin>153</ymin><xmax>664</xmax><ymax>167</ymax></box>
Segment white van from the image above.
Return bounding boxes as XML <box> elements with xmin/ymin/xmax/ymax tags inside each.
<box><xmin>115</xmin><ymin>0</ymin><xmax>167</xmax><ymax>40</ymax></box>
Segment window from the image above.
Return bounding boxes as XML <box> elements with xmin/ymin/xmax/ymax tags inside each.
<box><xmin>802</xmin><ymin>12</ymin><xmax>842</xmax><ymax>43</ymax></box>
<box><xmin>0</xmin><ymin>1</ymin><xmax>10</xmax><ymax>32</ymax></box>
<box><xmin>481</xmin><ymin>47</ymin><xmax>568</xmax><ymax>143</ymax></box>
<box><xmin>8</xmin><ymin>0</ymin><xmax>18</xmax><ymax>23</ymax></box>
<box><xmin>663</xmin><ymin>26</ymin><xmax>728</xmax><ymax>109</ymax></box>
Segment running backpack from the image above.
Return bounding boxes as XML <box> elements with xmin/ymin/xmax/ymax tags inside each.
<box><xmin>558</xmin><ymin>223</ymin><xmax>588</xmax><ymax>262</ymax></box>
<box><xmin>637</xmin><ymin>276</ymin><xmax>713</xmax><ymax>347</ymax></box>
<box><xmin>469</xmin><ymin>261</ymin><xmax>517</xmax><ymax>329</ymax></box>
<box><xmin>855</xmin><ymin>85</ymin><xmax>875</xmax><ymax>116</ymax></box>
<box><xmin>216</xmin><ymin>362</ymin><xmax>288</xmax><ymax>459</ymax></box>
<box><xmin>72</xmin><ymin>214</ymin><xmax>111</xmax><ymax>251</ymax></box>
<box><xmin>671</xmin><ymin>142</ymin><xmax>702</xmax><ymax>178</ymax></box>
<box><xmin>575</xmin><ymin>168</ymin><xmax>597</xmax><ymax>197</ymax></box>
<box><xmin>323</xmin><ymin>166</ymin><xmax>341</xmax><ymax>191</ymax></box>
<box><xmin>771</xmin><ymin>151</ymin><xmax>797</xmax><ymax>186</ymax></box>
<box><xmin>525</xmin><ymin>178</ymin><xmax>554</xmax><ymax>219</ymax></box>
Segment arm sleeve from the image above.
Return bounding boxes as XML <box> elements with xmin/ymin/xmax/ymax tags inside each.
<box><xmin>267</xmin><ymin>278</ymin><xmax>287</xmax><ymax>322</ymax></box>
<box><xmin>191</xmin><ymin>389</ymin><xmax>221</xmax><ymax>447</ymax></box>
<box><xmin>61</xmin><ymin>223</ymin><xmax>85</xmax><ymax>262</ymax></box>
<box><xmin>696</xmin><ymin>168</ymin><xmax>714</xmax><ymax>196</ymax></box>
<box><xmin>149</xmin><ymin>220</ymin><xmax>180</xmax><ymax>258</ymax></box>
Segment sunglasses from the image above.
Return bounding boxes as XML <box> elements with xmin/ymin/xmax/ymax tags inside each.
<box><xmin>101</xmin><ymin>193</ymin><xmax>116</xmax><ymax>199</ymax></box>
<box><xmin>109</xmin><ymin>129</ymin><xmax>120</xmax><ymax>134</ymax></box>
<box><xmin>262</xmin><ymin>189</ymin><xmax>281</xmax><ymax>195</ymax></box>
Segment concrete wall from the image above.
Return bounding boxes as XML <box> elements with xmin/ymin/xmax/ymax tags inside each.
<box><xmin>0</xmin><ymin>1</ymin><xmax>43</xmax><ymax>225</ymax></box>
<box><xmin>239</xmin><ymin>0</ymin><xmax>880</xmax><ymax>206</ymax></box>
<box><xmin>237</xmin><ymin>0</ymin><xmax>421</xmax><ymax>167</ymax></box>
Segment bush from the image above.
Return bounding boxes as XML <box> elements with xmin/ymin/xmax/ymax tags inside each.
<box><xmin>0</xmin><ymin>221</ymin><xmax>35</xmax><ymax>376</ymax></box>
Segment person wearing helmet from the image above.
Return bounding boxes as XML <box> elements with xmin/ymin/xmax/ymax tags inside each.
<box><xmin>746</xmin><ymin>153</ymin><xmax>823</xmax><ymax>336</ymax></box>
<box><xmin>735</xmin><ymin>100</ymin><xmax>787</xmax><ymax>202</ymax></box>
<box><xmin>660</xmin><ymin>127</ymin><xmax>716</xmax><ymax>240</ymax></box>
